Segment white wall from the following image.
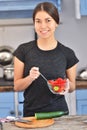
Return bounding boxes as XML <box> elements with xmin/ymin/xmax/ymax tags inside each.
<box><xmin>0</xmin><ymin>19</ymin><xmax>34</xmax><ymax>77</ymax></box>
<box><xmin>0</xmin><ymin>19</ymin><xmax>34</xmax><ymax>50</ymax></box>
<box><xmin>55</xmin><ymin>0</ymin><xmax>87</xmax><ymax>71</ymax></box>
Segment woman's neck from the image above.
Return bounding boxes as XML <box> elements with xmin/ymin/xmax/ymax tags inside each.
<box><xmin>37</xmin><ymin>38</ymin><xmax>58</xmax><ymax>51</ymax></box>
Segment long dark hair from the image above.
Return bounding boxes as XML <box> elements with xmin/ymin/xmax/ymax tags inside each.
<box><xmin>33</xmin><ymin>2</ymin><xmax>60</xmax><ymax>24</ymax></box>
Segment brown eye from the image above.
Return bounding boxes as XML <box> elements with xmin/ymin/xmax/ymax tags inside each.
<box><xmin>35</xmin><ymin>19</ymin><xmax>41</xmax><ymax>23</ymax></box>
<box><xmin>46</xmin><ymin>18</ymin><xmax>51</xmax><ymax>23</ymax></box>
<box><xmin>35</xmin><ymin>20</ymin><xmax>40</xmax><ymax>23</ymax></box>
<box><xmin>47</xmin><ymin>19</ymin><xmax>51</xmax><ymax>22</ymax></box>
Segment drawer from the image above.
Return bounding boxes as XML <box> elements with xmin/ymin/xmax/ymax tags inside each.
<box><xmin>0</xmin><ymin>92</ymin><xmax>14</xmax><ymax>103</ymax></box>
<box><xmin>76</xmin><ymin>100</ymin><xmax>87</xmax><ymax>115</ymax></box>
<box><xmin>76</xmin><ymin>89</ymin><xmax>87</xmax><ymax>100</ymax></box>
<box><xmin>0</xmin><ymin>103</ymin><xmax>14</xmax><ymax>117</ymax></box>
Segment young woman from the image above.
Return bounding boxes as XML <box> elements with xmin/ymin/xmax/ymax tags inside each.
<box><xmin>14</xmin><ymin>2</ymin><xmax>79</xmax><ymax>117</ymax></box>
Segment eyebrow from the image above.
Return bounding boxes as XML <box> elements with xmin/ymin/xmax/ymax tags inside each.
<box><xmin>35</xmin><ymin>18</ymin><xmax>40</xmax><ymax>21</ymax></box>
<box><xmin>35</xmin><ymin>17</ymin><xmax>52</xmax><ymax>21</ymax></box>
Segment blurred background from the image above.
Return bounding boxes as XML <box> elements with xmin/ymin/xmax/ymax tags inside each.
<box><xmin>0</xmin><ymin>0</ymin><xmax>87</xmax><ymax>118</ymax></box>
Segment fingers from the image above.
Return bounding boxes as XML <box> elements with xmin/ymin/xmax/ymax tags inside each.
<box><xmin>29</xmin><ymin>67</ymin><xmax>40</xmax><ymax>81</ymax></box>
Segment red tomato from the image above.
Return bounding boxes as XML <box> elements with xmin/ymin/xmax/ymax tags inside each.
<box><xmin>48</xmin><ymin>78</ymin><xmax>66</xmax><ymax>93</ymax></box>
<box><xmin>58</xmin><ymin>85</ymin><xmax>65</xmax><ymax>92</ymax></box>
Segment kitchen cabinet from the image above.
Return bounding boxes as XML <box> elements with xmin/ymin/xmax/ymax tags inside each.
<box><xmin>76</xmin><ymin>80</ymin><xmax>87</xmax><ymax>115</ymax></box>
<box><xmin>0</xmin><ymin>92</ymin><xmax>14</xmax><ymax>117</ymax></box>
<box><xmin>0</xmin><ymin>91</ymin><xmax>23</xmax><ymax>118</ymax></box>
<box><xmin>76</xmin><ymin>89</ymin><xmax>87</xmax><ymax>115</ymax></box>
<box><xmin>0</xmin><ymin>0</ymin><xmax>62</xmax><ymax>19</ymax></box>
<box><xmin>0</xmin><ymin>78</ymin><xmax>23</xmax><ymax>118</ymax></box>
<box><xmin>75</xmin><ymin>0</ymin><xmax>87</xmax><ymax>19</ymax></box>
<box><xmin>80</xmin><ymin>0</ymin><xmax>87</xmax><ymax>15</ymax></box>
<box><xmin>0</xmin><ymin>79</ymin><xmax>14</xmax><ymax>118</ymax></box>
<box><xmin>0</xmin><ymin>79</ymin><xmax>87</xmax><ymax>117</ymax></box>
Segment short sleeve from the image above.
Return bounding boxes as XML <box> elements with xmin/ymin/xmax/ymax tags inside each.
<box><xmin>13</xmin><ymin>44</ymin><xmax>25</xmax><ymax>63</ymax></box>
<box><xmin>66</xmin><ymin>49</ymin><xmax>79</xmax><ymax>69</ymax></box>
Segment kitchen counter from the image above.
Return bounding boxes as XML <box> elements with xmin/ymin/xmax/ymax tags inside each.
<box><xmin>0</xmin><ymin>79</ymin><xmax>87</xmax><ymax>92</ymax></box>
<box><xmin>0</xmin><ymin>78</ymin><xmax>13</xmax><ymax>92</ymax></box>
<box><xmin>76</xmin><ymin>79</ymin><xmax>87</xmax><ymax>89</ymax></box>
<box><xmin>2</xmin><ymin>115</ymin><xmax>87</xmax><ymax>130</ymax></box>
<box><xmin>0</xmin><ymin>78</ymin><xmax>87</xmax><ymax>92</ymax></box>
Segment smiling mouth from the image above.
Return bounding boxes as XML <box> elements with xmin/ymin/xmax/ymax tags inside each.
<box><xmin>40</xmin><ymin>30</ymin><xmax>49</xmax><ymax>34</ymax></box>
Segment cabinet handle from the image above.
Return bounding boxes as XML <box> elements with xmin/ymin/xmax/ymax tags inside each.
<box><xmin>10</xmin><ymin>110</ymin><xmax>22</xmax><ymax>116</ymax></box>
<box><xmin>19</xmin><ymin>101</ymin><xmax>24</xmax><ymax>104</ymax></box>
<box><xmin>10</xmin><ymin>110</ymin><xmax>15</xmax><ymax>115</ymax></box>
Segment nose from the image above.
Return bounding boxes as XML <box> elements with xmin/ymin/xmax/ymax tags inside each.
<box><xmin>40</xmin><ymin>21</ymin><xmax>47</xmax><ymax>28</ymax></box>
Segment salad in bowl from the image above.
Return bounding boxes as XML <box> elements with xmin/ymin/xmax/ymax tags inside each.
<box><xmin>48</xmin><ymin>78</ymin><xmax>69</xmax><ymax>95</ymax></box>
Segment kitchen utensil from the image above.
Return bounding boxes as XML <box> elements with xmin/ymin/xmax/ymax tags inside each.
<box><xmin>0</xmin><ymin>45</ymin><xmax>14</xmax><ymax>66</ymax></box>
<box><xmin>3</xmin><ymin>65</ymin><xmax>14</xmax><ymax>80</ymax></box>
<box><xmin>15</xmin><ymin>118</ymin><xmax>32</xmax><ymax>123</ymax></box>
<box><xmin>15</xmin><ymin>116</ymin><xmax>54</xmax><ymax>128</ymax></box>
<box><xmin>6</xmin><ymin>116</ymin><xmax>31</xmax><ymax>123</ymax></box>
<box><xmin>40</xmin><ymin>73</ymin><xmax>49</xmax><ymax>83</ymax></box>
<box><xmin>0</xmin><ymin>51</ymin><xmax>13</xmax><ymax>66</ymax></box>
<box><xmin>40</xmin><ymin>73</ymin><xmax>53</xmax><ymax>92</ymax></box>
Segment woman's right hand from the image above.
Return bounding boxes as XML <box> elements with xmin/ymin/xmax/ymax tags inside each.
<box><xmin>29</xmin><ymin>67</ymin><xmax>40</xmax><ymax>81</ymax></box>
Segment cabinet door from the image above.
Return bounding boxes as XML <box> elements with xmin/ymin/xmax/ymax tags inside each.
<box><xmin>0</xmin><ymin>103</ymin><xmax>14</xmax><ymax>117</ymax></box>
<box><xmin>80</xmin><ymin>0</ymin><xmax>87</xmax><ymax>15</ymax></box>
<box><xmin>0</xmin><ymin>92</ymin><xmax>14</xmax><ymax>117</ymax></box>
<box><xmin>76</xmin><ymin>100</ymin><xmax>87</xmax><ymax>115</ymax></box>
<box><xmin>0</xmin><ymin>92</ymin><xmax>14</xmax><ymax>103</ymax></box>
<box><xmin>0</xmin><ymin>0</ymin><xmax>61</xmax><ymax>19</ymax></box>
<box><xmin>76</xmin><ymin>89</ymin><xmax>87</xmax><ymax>115</ymax></box>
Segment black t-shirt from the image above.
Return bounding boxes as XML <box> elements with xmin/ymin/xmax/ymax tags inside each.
<box><xmin>14</xmin><ymin>40</ymin><xmax>79</xmax><ymax>117</ymax></box>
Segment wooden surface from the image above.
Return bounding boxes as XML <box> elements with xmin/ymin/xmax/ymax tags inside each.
<box><xmin>76</xmin><ymin>80</ymin><xmax>87</xmax><ymax>89</ymax></box>
<box><xmin>15</xmin><ymin>117</ymin><xmax>54</xmax><ymax>128</ymax></box>
<box><xmin>0</xmin><ymin>78</ymin><xmax>13</xmax><ymax>92</ymax></box>
<box><xmin>2</xmin><ymin>115</ymin><xmax>87</xmax><ymax>130</ymax></box>
<box><xmin>0</xmin><ymin>86</ymin><xmax>13</xmax><ymax>92</ymax></box>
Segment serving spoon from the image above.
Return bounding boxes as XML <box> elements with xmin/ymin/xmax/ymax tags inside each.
<box><xmin>40</xmin><ymin>73</ymin><xmax>54</xmax><ymax>93</ymax></box>
<box><xmin>40</xmin><ymin>73</ymin><xmax>48</xmax><ymax>82</ymax></box>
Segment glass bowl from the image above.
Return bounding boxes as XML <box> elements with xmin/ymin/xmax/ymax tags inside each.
<box><xmin>47</xmin><ymin>78</ymin><xmax>69</xmax><ymax>94</ymax></box>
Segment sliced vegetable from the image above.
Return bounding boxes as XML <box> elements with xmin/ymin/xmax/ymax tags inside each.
<box><xmin>48</xmin><ymin>78</ymin><xmax>66</xmax><ymax>93</ymax></box>
<box><xmin>53</xmin><ymin>86</ymin><xmax>59</xmax><ymax>91</ymax></box>
<box><xmin>35</xmin><ymin>111</ymin><xmax>68</xmax><ymax>119</ymax></box>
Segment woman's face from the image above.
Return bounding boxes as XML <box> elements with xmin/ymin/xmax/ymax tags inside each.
<box><xmin>34</xmin><ymin>11</ymin><xmax>58</xmax><ymax>39</ymax></box>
